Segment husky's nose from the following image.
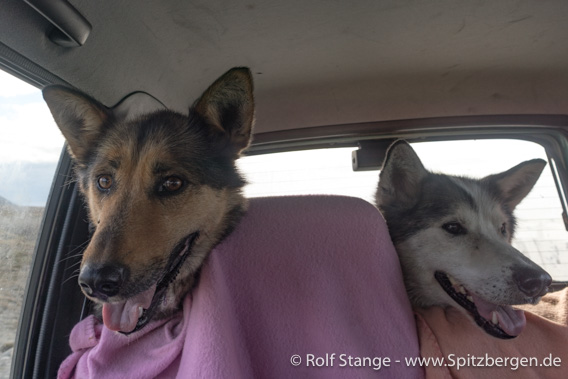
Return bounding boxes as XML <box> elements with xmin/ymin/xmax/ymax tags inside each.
<box><xmin>79</xmin><ymin>264</ymin><xmax>127</xmax><ymax>299</ymax></box>
<box><xmin>513</xmin><ymin>266</ymin><xmax>552</xmax><ymax>297</ymax></box>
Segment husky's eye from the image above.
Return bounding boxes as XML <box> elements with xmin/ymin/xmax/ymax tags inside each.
<box><xmin>500</xmin><ymin>223</ymin><xmax>507</xmax><ymax>236</ymax></box>
<box><xmin>442</xmin><ymin>222</ymin><xmax>466</xmax><ymax>235</ymax></box>
<box><xmin>160</xmin><ymin>176</ymin><xmax>183</xmax><ymax>193</ymax></box>
<box><xmin>97</xmin><ymin>175</ymin><xmax>113</xmax><ymax>191</ymax></box>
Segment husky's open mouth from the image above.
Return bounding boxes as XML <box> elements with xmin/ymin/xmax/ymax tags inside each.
<box><xmin>434</xmin><ymin>271</ymin><xmax>526</xmax><ymax>339</ymax></box>
<box><xmin>101</xmin><ymin>232</ymin><xmax>199</xmax><ymax>334</ymax></box>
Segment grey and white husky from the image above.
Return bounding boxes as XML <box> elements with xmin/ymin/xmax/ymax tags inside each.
<box><xmin>375</xmin><ymin>140</ymin><xmax>552</xmax><ymax>339</ymax></box>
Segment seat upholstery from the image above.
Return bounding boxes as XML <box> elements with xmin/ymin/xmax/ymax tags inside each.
<box><xmin>58</xmin><ymin>195</ymin><xmax>423</xmax><ymax>378</ymax></box>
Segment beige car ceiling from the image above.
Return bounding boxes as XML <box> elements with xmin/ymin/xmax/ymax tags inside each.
<box><xmin>1</xmin><ymin>0</ymin><xmax>568</xmax><ymax>134</ymax></box>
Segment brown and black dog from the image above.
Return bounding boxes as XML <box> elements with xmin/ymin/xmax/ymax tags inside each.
<box><xmin>43</xmin><ymin>67</ymin><xmax>254</xmax><ymax>333</ymax></box>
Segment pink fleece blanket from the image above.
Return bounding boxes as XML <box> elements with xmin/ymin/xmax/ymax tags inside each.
<box><xmin>58</xmin><ymin>196</ymin><xmax>423</xmax><ymax>378</ymax></box>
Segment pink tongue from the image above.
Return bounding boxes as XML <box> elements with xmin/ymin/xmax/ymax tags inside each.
<box><xmin>472</xmin><ymin>293</ymin><xmax>526</xmax><ymax>336</ymax></box>
<box><xmin>102</xmin><ymin>284</ymin><xmax>157</xmax><ymax>333</ymax></box>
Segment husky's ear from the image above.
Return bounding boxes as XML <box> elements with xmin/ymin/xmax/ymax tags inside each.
<box><xmin>43</xmin><ymin>85</ymin><xmax>111</xmax><ymax>165</ymax></box>
<box><xmin>193</xmin><ymin>67</ymin><xmax>254</xmax><ymax>156</ymax></box>
<box><xmin>482</xmin><ymin>159</ymin><xmax>546</xmax><ymax>211</ymax></box>
<box><xmin>376</xmin><ymin>140</ymin><xmax>428</xmax><ymax>208</ymax></box>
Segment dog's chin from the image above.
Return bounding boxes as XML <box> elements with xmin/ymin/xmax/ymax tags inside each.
<box><xmin>99</xmin><ymin>232</ymin><xmax>199</xmax><ymax>334</ymax></box>
<box><xmin>434</xmin><ymin>271</ymin><xmax>530</xmax><ymax>339</ymax></box>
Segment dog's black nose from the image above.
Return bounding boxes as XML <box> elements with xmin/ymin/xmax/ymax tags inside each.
<box><xmin>513</xmin><ymin>266</ymin><xmax>552</xmax><ymax>297</ymax></box>
<box><xmin>79</xmin><ymin>264</ymin><xmax>126</xmax><ymax>299</ymax></box>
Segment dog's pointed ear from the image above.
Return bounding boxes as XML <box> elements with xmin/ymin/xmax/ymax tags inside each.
<box><xmin>193</xmin><ymin>67</ymin><xmax>254</xmax><ymax>156</ymax></box>
<box><xmin>482</xmin><ymin>158</ymin><xmax>546</xmax><ymax>211</ymax></box>
<box><xmin>376</xmin><ymin>140</ymin><xmax>428</xmax><ymax>208</ymax></box>
<box><xmin>43</xmin><ymin>85</ymin><xmax>111</xmax><ymax>165</ymax></box>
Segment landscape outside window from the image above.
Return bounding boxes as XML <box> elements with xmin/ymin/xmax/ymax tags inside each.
<box><xmin>0</xmin><ymin>70</ymin><xmax>64</xmax><ymax>375</ymax></box>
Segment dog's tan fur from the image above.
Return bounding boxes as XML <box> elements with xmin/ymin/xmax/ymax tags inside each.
<box><xmin>43</xmin><ymin>68</ymin><xmax>254</xmax><ymax>332</ymax></box>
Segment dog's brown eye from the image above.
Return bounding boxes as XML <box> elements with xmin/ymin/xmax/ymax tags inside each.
<box><xmin>442</xmin><ymin>222</ymin><xmax>466</xmax><ymax>235</ymax></box>
<box><xmin>500</xmin><ymin>223</ymin><xmax>507</xmax><ymax>236</ymax></box>
<box><xmin>162</xmin><ymin>176</ymin><xmax>183</xmax><ymax>192</ymax></box>
<box><xmin>97</xmin><ymin>175</ymin><xmax>113</xmax><ymax>191</ymax></box>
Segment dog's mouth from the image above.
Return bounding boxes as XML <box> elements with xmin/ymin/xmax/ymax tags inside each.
<box><xmin>434</xmin><ymin>271</ymin><xmax>526</xmax><ymax>339</ymax></box>
<box><xmin>101</xmin><ymin>232</ymin><xmax>199</xmax><ymax>334</ymax></box>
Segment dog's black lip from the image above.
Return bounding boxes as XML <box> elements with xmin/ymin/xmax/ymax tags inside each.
<box><xmin>120</xmin><ymin>231</ymin><xmax>199</xmax><ymax>335</ymax></box>
<box><xmin>434</xmin><ymin>271</ymin><xmax>515</xmax><ymax>340</ymax></box>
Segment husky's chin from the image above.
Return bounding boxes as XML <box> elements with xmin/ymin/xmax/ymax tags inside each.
<box><xmin>435</xmin><ymin>271</ymin><xmax>531</xmax><ymax>339</ymax></box>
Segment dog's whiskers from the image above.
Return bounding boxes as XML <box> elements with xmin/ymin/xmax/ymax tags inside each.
<box><xmin>62</xmin><ymin>270</ymin><xmax>80</xmax><ymax>285</ymax></box>
<box><xmin>65</xmin><ymin>239</ymin><xmax>90</xmax><ymax>254</ymax></box>
<box><xmin>62</xmin><ymin>174</ymin><xmax>78</xmax><ymax>187</ymax></box>
<box><xmin>63</xmin><ymin>260</ymin><xmax>83</xmax><ymax>272</ymax></box>
<box><xmin>58</xmin><ymin>251</ymin><xmax>85</xmax><ymax>263</ymax></box>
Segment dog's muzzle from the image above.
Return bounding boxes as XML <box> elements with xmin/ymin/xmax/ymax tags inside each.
<box><xmin>78</xmin><ymin>232</ymin><xmax>199</xmax><ymax>334</ymax></box>
<box><xmin>512</xmin><ymin>265</ymin><xmax>552</xmax><ymax>298</ymax></box>
<box><xmin>79</xmin><ymin>263</ymin><xmax>128</xmax><ymax>301</ymax></box>
<box><xmin>435</xmin><ymin>268</ymin><xmax>551</xmax><ymax>339</ymax></box>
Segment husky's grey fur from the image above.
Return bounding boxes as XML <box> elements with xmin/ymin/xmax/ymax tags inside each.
<box><xmin>376</xmin><ymin>140</ymin><xmax>552</xmax><ymax>339</ymax></box>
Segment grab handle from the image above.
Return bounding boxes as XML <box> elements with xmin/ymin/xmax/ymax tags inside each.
<box><xmin>25</xmin><ymin>0</ymin><xmax>91</xmax><ymax>47</ymax></box>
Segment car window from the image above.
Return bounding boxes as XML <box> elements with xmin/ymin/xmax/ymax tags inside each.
<box><xmin>239</xmin><ymin>139</ymin><xmax>568</xmax><ymax>281</ymax></box>
<box><xmin>0</xmin><ymin>70</ymin><xmax>64</xmax><ymax>376</ymax></box>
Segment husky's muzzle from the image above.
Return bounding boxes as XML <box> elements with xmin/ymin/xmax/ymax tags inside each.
<box><xmin>435</xmin><ymin>267</ymin><xmax>551</xmax><ymax>339</ymax></box>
